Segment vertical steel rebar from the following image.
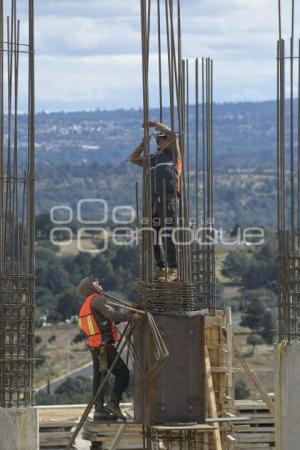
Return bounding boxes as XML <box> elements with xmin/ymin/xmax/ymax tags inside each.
<box><xmin>186</xmin><ymin>59</ymin><xmax>190</xmax><ymax>218</ymax></box>
<box><xmin>195</xmin><ymin>58</ymin><xmax>199</xmax><ymax>229</ymax></box>
<box><xmin>157</xmin><ymin>0</ymin><xmax>163</xmax><ymax>122</ymax></box>
<box><xmin>276</xmin><ymin>1</ymin><xmax>300</xmax><ymax>342</ymax></box>
<box><xmin>0</xmin><ymin>0</ymin><xmax>4</xmax><ymax>403</ymax></box>
<box><xmin>202</xmin><ymin>58</ymin><xmax>206</xmax><ymax>227</ymax></box>
<box><xmin>0</xmin><ymin>0</ymin><xmax>35</xmax><ymax>407</ymax></box>
<box><xmin>137</xmin><ymin>14</ymin><xmax>216</xmax><ymax>446</ymax></box>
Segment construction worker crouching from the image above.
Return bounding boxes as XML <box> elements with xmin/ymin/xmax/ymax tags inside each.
<box><xmin>77</xmin><ymin>275</ymin><xmax>140</xmax><ymax>421</ymax></box>
<box><xmin>128</xmin><ymin>120</ymin><xmax>182</xmax><ymax>282</ymax></box>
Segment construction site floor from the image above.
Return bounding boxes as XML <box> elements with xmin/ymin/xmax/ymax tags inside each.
<box><xmin>39</xmin><ymin>405</ymin><xmax>89</xmax><ymax>450</ymax></box>
<box><xmin>38</xmin><ymin>404</ymin><xmax>133</xmax><ymax>450</ymax></box>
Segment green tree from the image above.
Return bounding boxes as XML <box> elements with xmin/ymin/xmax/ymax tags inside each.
<box><xmin>240</xmin><ymin>290</ymin><xmax>276</xmax><ymax>344</ymax></box>
<box><xmin>230</xmin><ymin>223</ymin><xmax>242</xmax><ymax>237</ymax></box>
<box><xmin>90</xmin><ymin>252</ymin><xmax>115</xmax><ymax>288</ymax></box>
<box><xmin>259</xmin><ymin>308</ymin><xmax>276</xmax><ymax>345</ymax></box>
<box><xmin>235</xmin><ymin>380</ymin><xmax>250</xmax><ymax>400</ymax></box>
<box><xmin>221</xmin><ymin>239</ymin><xmax>277</xmax><ymax>291</ymax></box>
<box><xmin>62</xmin><ymin>253</ymin><xmax>93</xmax><ymax>285</ymax></box>
<box><xmin>246</xmin><ymin>334</ymin><xmax>263</xmax><ymax>356</ymax></box>
<box><xmin>36</xmin><ymin>287</ymin><xmax>61</xmax><ymax>321</ymax></box>
<box><xmin>221</xmin><ymin>249</ymin><xmax>252</xmax><ymax>281</ymax></box>
<box><xmin>242</xmin><ymin>242</ymin><xmax>277</xmax><ymax>290</ymax></box>
<box><xmin>241</xmin><ymin>296</ymin><xmax>266</xmax><ymax>331</ymax></box>
<box><xmin>57</xmin><ymin>286</ymin><xmax>81</xmax><ymax>320</ymax></box>
<box><xmin>36</xmin><ymin>212</ymin><xmax>53</xmax><ymax>240</ymax></box>
<box><xmin>111</xmin><ymin>245</ymin><xmax>139</xmax><ymax>301</ymax></box>
<box><xmin>36</xmin><ymin>248</ymin><xmax>70</xmax><ymax>294</ymax></box>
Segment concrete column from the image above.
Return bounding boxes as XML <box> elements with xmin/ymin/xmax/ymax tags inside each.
<box><xmin>0</xmin><ymin>407</ymin><xmax>39</xmax><ymax>450</ymax></box>
<box><xmin>275</xmin><ymin>342</ymin><xmax>300</xmax><ymax>450</ymax></box>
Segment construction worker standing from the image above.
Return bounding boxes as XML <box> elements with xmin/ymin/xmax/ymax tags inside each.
<box><xmin>77</xmin><ymin>275</ymin><xmax>139</xmax><ymax>421</ymax></box>
<box><xmin>128</xmin><ymin>120</ymin><xmax>182</xmax><ymax>282</ymax></box>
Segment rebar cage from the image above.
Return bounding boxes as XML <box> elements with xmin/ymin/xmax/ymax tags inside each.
<box><xmin>135</xmin><ymin>1</ymin><xmax>215</xmax><ymax>448</ymax></box>
<box><xmin>277</xmin><ymin>0</ymin><xmax>300</xmax><ymax>342</ymax></box>
<box><xmin>144</xmin><ymin>427</ymin><xmax>207</xmax><ymax>450</ymax></box>
<box><xmin>0</xmin><ymin>0</ymin><xmax>35</xmax><ymax>407</ymax></box>
<box><xmin>137</xmin><ymin>0</ymin><xmax>215</xmax><ymax>316</ymax></box>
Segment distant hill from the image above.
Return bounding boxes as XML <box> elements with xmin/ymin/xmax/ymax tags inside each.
<box><xmin>31</xmin><ymin>101</ymin><xmax>278</xmax><ymax>229</ymax></box>
<box><xmin>33</xmin><ymin>101</ymin><xmax>277</xmax><ymax>168</ymax></box>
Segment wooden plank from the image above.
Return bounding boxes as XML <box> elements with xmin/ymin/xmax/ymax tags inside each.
<box><xmin>39</xmin><ymin>421</ymin><xmax>76</xmax><ymax>428</ymax></box>
<box><xmin>235</xmin><ymin>400</ymin><xmax>271</xmax><ymax>407</ymax></box>
<box><xmin>234</xmin><ymin>426</ymin><xmax>275</xmax><ymax>433</ymax></box>
<box><xmin>205</xmin><ymin>345</ymin><xmax>223</xmax><ymax>450</ymax></box>
<box><xmin>226</xmin><ymin>307</ymin><xmax>234</xmax><ymax>414</ymax></box>
<box><xmin>232</xmin><ymin>445</ymin><xmax>271</xmax><ymax>449</ymax></box>
<box><xmin>225</xmin><ymin>434</ymin><xmax>236</xmax><ymax>442</ymax></box>
<box><xmin>234</xmin><ymin>432</ymin><xmax>274</xmax><ymax>442</ymax></box>
<box><xmin>152</xmin><ymin>424</ymin><xmax>215</xmax><ymax>431</ymax></box>
<box><xmin>206</xmin><ymin>416</ymin><xmax>249</xmax><ymax>423</ymax></box>
<box><xmin>39</xmin><ymin>431</ymin><xmax>73</xmax><ymax>438</ymax></box>
<box><xmin>203</xmin><ymin>432</ymin><xmax>209</xmax><ymax>450</ymax></box>
<box><xmin>211</xmin><ymin>367</ymin><xmax>228</xmax><ymax>373</ymax></box>
<box><xmin>109</xmin><ymin>424</ymin><xmax>128</xmax><ymax>450</ymax></box>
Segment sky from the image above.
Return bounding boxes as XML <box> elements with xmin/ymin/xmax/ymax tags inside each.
<box><xmin>8</xmin><ymin>0</ymin><xmax>298</xmax><ymax>111</ymax></box>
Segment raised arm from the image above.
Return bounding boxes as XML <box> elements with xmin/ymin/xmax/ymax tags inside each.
<box><xmin>92</xmin><ymin>295</ymin><xmax>131</xmax><ymax>323</ymax></box>
<box><xmin>149</xmin><ymin>120</ymin><xmax>172</xmax><ymax>135</ymax></box>
<box><xmin>127</xmin><ymin>134</ymin><xmax>152</xmax><ymax>167</ymax></box>
<box><xmin>127</xmin><ymin>140</ymin><xmax>144</xmax><ymax>167</ymax></box>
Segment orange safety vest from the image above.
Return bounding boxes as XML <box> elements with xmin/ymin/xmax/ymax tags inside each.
<box><xmin>78</xmin><ymin>294</ymin><xmax>122</xmax><ymax>348</ymax></box>
<box><xmin>176</xmin><ymin>155</ymin><xmax>183</xmax><ymax>194</ymax></box>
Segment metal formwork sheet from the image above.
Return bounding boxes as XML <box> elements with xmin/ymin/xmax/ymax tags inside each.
<box><xmin>134</xmin><ymin>314</ymin><xmax>205</xmax><ymax>425</ymax></box>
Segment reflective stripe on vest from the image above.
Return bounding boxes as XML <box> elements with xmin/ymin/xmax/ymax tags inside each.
<box><xmin>87</xmin><ymin>315</ymin><xmax>96</xmax><ymax>335</ymax></box>
<box><xmin>78</xmin><ymin>294</ymin><xmax>121</xmax><ymax>348</ymax></box>
<box><xmin>150</xmin><ymin>162</ymin><xmax>175</xmax><ymax>171</ymax></box>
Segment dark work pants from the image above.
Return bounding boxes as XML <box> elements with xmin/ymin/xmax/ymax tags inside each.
<box><xmin>152</xmin><ymin>194</ymin><xmax>177</xmax><ymax>269</ymax></box>
<box><xmin>90</xmin><ymin>346</ymin><xmax>129</xmax><ymax>404</ymax></box>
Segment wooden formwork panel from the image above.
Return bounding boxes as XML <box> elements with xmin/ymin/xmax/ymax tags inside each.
<box><xmin>205</xmin><ymin>310</ymin><xmax>226</xmax><ymax>418</ymax></box>
<box><xmin>232</xmin><ymin>400</ymin><xmax>275</xmax><ymax>450</ymax></box>
<box><xmin>205</xmin><ymin>310</ymin><xmax>232</xmax><ymax>450</ymax></box>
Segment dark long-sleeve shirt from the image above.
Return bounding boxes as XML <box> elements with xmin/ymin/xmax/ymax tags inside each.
<box><xmin>91</xmin><ymin>294</ymin><xmax>131</xmax><ymax>344</ymax></box>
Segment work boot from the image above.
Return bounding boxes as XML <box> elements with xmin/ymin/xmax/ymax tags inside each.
<box><xmin>93</xmin><ymin>404</ymin><xmax>117</xmax><ymax>421</ymax></box>
<box><xmin>167</xmin><ymin>267</ymin><xmax>178</xmax><ymax>282</ymax></box>
<box><xmin>157</xmin><ymin>267</ymin><xmax>168</xmax><ymax>282</ymax></box>
<box><xmin>106</xmin><ymin>393</ymin><xmax>127</xmax><ymax>421</ymax></box>
<box><xmin>154</xmin><ymin>267</ymin><xmax>165</xmax><ymax>281</ymax></box>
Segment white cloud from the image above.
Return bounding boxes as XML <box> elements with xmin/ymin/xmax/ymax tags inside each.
<box><xmin>5</xmin><ymin>0</ymin><xmax>298</xmax><ymax>110</ymax></box>
<box><xmin>36</xmin><ymin>16</ymin><xmax>140</xmax><ymax>56</ymax></box>
<box><xmin>37</xmin><ymin>54</ymin><xmax>143</xmax><ymax>109</ymax></box>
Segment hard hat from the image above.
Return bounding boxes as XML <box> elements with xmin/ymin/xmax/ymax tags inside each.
<box><xmin>77</xmin><ymin>275</ymin><xmax>103</xmax><ymax>298</ymax></box>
